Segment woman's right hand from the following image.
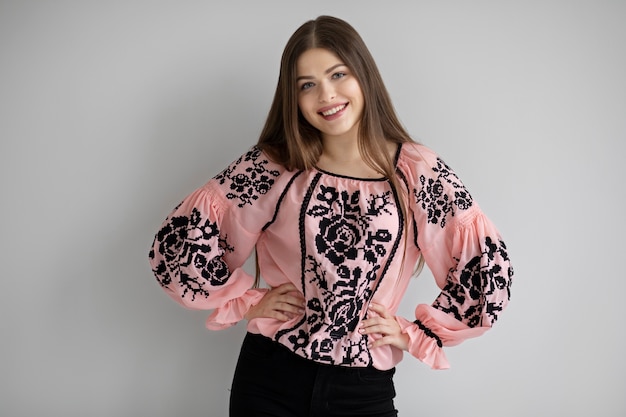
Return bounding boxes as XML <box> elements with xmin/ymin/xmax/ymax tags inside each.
<box><xmin>244</xmin><ymin>283</ymin><xmax>306</xmax><ymax>322</ymax></box>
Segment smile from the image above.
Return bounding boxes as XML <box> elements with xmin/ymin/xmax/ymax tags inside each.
<box><xmin>319</xmin><ymin>103</ymin><xmax>347</xmax><ymax>116</ymax></box>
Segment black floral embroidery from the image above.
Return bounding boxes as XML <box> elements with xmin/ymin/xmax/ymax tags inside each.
<box><xmin>327</xmin><ymin>266</ymin><xmax>367</xmax><ymax>339</ymax></box>
<box><xmin>178</xmin><ymin>272</ymin><xmax>210</xmax><ymax>300</ymax></box>
<box><xmin>433</xmin><ymin>237</ymin><xmax>513</xmax><ymax>327</ymax></box>
<box><xmin>414</xmin><ymin>157</ymin><xmax>473</xmax><ymax>227</ymax></box>
<box><xmin>340</xmin><ymin>339</ymin><xmax>371</xmax><ymax>367</ymax></box>
<box><xmin>303</xmin><ymin>256</ymin><xmax>372</xmax><ymax>340</ymax></box>
<box><xmin>312</xmin><ymin>186</ymin><xmax>360</xmax><ymax>265</ymax></box>
<box><xmin>306</xmin><ymin>298</ymin><xmax>325</xmax><ymax>334</ymax></box>
<box><xmin>288</xmin><ymin>329</ymin><xmax>310</xmax><ymax>350</ymax></box>
<box><xmin>218</xmin><ymin>235</ymin><xmax>234</xmax><ymax>254</ymax></box>
<box><xmin>277</xmin><ymin>183</ymin><xmax>400</xmax><ymax>366</ymax></box>
<box><xmin>149</xmin><ymin>251</ymin><xmax>171</xmax><ymax>287</ymax></box>
<box><xmin>214</xmin><ymin>147</ymin><xmax>280</xmax><ymax>208</ymax></box>
<box><xmin>309</xmin><ymin>187</ymin><xmax>393</xmax><ymax>267</ymax></box>
<box><xmin>316</xmin><ymin>214</ymin><xmax>360</xmax><ymax>265</ymax></box>
<box><xmin>310</xmin><ymin>337</ymin><xmax>334</xmax><ymax>363</ymax></box>
<box><xmin>149</xmin><ymin>207</ymin><xmax>231</xmax><ymax>301</ymax></box>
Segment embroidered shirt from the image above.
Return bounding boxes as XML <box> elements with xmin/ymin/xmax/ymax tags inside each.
<box><xmin>148</xmin><ymin>143</ymin><xmax>513</xmax><ymax>370</ymax></box>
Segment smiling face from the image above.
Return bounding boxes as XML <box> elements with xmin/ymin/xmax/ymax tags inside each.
<box><xmin>296</xmin><ymin>48</ymin><xmax>365</xmax><ymax>143</ymax></box>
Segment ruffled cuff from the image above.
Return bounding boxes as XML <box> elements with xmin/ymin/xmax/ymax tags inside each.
<box><xmin>396</xmin><ymin>316</ymin><xmax>450</xmax><ymax>370</ymax></box>
<box><xmin>397</xmin><ymin>304</ymin><xmax>492</xmax><ymax>369</ymax></box>
<box><xmin>205</xmin><ymin>288</ymin><xmax>269</xmax><ymax>330</ymax></box>
<box><xmin>414</xmin><ymin>304</ymin><xmax>489</xmax><ymax>347</ymax></box>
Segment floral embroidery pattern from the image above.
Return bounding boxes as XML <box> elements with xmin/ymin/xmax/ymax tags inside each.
<box><xmin>414</xmin><ymin>157</ymin><xmax>473</xmax><ymax>227</ymax></box>
<box><xmin>311</xmin><ymin>186</ymin><xmax>394</xmax><ymax>267</ymax></box>
<box><xmin>433</xmin><ymin>237</ymin><xmax>513</xmax><ymax>327</ymax></box>
<box><xmin>214</xmin><ymin>147</ymin><xmax>280</xmax><ymax>208</ymax></box>
<box><xmin>277</xmin><ymin>183</ymin><xmax>400</xmax><ymax>366</ymax></box>
<box><xmin>148</xmin><ymin>145</ymin><xmax>514</xmax><ymax>369</ymax></box>
<box><xmin>149</xmin><ymin>207</ymin><xmax>230</xmax><ymax>301</ymax></box>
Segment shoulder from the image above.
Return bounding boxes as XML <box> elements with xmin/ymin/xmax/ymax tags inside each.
<box><xmin>214</xmin><ymin>145</ymin><xmax>284</xmax><ymax>179</ymax></box>
<box><xmin>397</xmin><ymin>142</ymin><xmax>452</xmax><ymax>181</ymax></box>
<box><xmin>209</xmin><ymin>146</ymin><xmax>295</xmax><ymax>209</ymax></box>
<box><xmin>397</xmin><ymin>142</ymin><xmax>477</xmax><ymax>227</ymax></box>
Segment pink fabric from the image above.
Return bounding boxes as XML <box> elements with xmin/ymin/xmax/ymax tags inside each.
<box><xmin>205</xmin><ymin>288</ymin><xmax>269</xmax><ymax>330</ymax></box>
<box><xmin>148</xmin><ymin>144</ymin><xmax>513</xmax><ymax>370</ymax></box>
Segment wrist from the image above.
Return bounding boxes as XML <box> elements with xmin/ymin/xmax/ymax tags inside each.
<box><xmin>244</xmin><ymin>303</ymin><xmax>258</xmax><ymax>321</ymax></box>
<box><xmin>398</xmin><ymin>333</ymin><xmax>410</xmax><ymax>351</ymax></box>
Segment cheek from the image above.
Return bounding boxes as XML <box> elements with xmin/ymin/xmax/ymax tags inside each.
<box><xmin>347</xmin><ymin>82</ymin><xmax>364</xmax><ymax>102</ymax></box>
<box><xmin>298</xmin><ymin>97</ymin><xmax>317</xmax><ymax>120</ymax></box>
<box><xmin>348</xmin><ymin>84</ymin><xmax>365</xmax><ymax>115</ymax></box>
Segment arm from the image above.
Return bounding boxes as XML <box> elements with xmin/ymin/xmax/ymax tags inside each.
<box><xmin>394</xmin><ymin>145</ymin><xmax>514</xmax><ymax>368</ymax></box>
<box><xmin>148</xmin><ymin>147</ymin><xmax>291</xmax><ymax>329</ymax></box>
<box><xmin>397</xmin><ymin>212</ymin><xmax>513</xmax><ymax>368</ymax></box>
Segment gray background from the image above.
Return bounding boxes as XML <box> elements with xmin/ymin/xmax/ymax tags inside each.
<box><xmin>1</xmin><ymin>1</ymin><xmax>625</xmax><ymax>416</ymax></box>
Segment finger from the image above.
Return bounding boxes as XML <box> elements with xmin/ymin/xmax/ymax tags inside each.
<box><xmin>275</xmin><ymin>301</ymin><xmax>305</xmax><ymax>315</ymax></box>
<box><xmin>258</xmin><ymin>302</ymin><xmax>297</xmax><ymax>321</ymax></box>
<box><xmin>359</xmin><ymin>324</ymin><xmax>389</xmax><ymax>335</ymax></box>
<box><xmin>368</xmin><ymin>303</ymin><xmax>392</xmax><ymax>319</ymax></box>
<box><xmin>361</xmin><ymin>318</ymin><xmax>396</xmax><ymax>333</ymax></box>
<box><xmin>360</xmin><ymin>318</ymin><xmax>382</xmax><ymax>329</ymax></box>
<box><xmin>369</xmin><ymin>335</ymin><xmax>397</xmax><ymax>349</ymax></box>
<box><xmin>282</xmin><ymin>292</ymin><xmax>306</xmax><ymax>303</ymax></box>
<box><xmin>269</xmin><ymin>310</ymin><xmax>293</xmax><ymax>322</ymax></box>
<box><xmin>271</xmin><ymin>293</ymin><xmax>305</xmax><ymax>309</ymax></box>
<box><xmin>271</xmin><ymin>285</ymin><xmax>305</xmax><ymax>305</ymax></box>
<box><xmin>360</xmin><ymin>315</ymin><xmax>389</xmax><ymax>328</ymax></box>
<box><xmin>273</xmin><ymin>283</ymin><xmax>300</xmax><ymax>294</ymax></box>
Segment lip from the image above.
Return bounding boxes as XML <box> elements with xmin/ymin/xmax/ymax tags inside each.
<box><xmin>317</xmin><ymin>102</ymin><xmax>349</xmax><ymax>120</ymax></box>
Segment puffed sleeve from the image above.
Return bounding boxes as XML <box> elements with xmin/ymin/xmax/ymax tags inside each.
<box><xmin>148</xmin><ymin>147</ymin><xmax>291</xmax><ymax>330</ymax></box>
<box><xmin>396</xmin><ymin>144</ymin><xmax>513</xmax><ymax>369</ymax></box>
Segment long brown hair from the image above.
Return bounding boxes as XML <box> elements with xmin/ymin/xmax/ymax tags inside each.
<box><xmin>257</xmin><ymin>15</ymin><xmax>415</xmax><ymax>175</ymax></box>
<box><xmin>256</xmin><ymin>16</ymin><xmax>424</xmax><ymax>282</ymax></box>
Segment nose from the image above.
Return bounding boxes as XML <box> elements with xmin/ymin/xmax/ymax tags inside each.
<box><xmin>318</xmin><ymin>81</ymin><xmax>336</xmax><ymax>103</ymax></box>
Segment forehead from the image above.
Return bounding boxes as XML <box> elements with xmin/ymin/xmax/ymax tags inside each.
<box><xmin>296</xmin><ymin>48</ymin><xmax>344</xmax><ymax>75</ymax></box>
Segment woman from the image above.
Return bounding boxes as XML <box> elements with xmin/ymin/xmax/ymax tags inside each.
<box><xmin>149</xmin><ymin>15</ymin><xmax>513</xmax><ymax>417</ymax></box>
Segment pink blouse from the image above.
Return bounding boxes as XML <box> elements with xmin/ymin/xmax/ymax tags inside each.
<box><xmin>149</xmin><ymin>143</ymin><xmax>513</xmax><ymax>370</ymax></box>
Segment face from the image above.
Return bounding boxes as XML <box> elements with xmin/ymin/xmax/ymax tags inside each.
<box><xmin>296</xmin><ymin>48</ymin><xmax>364</xmax><ymax>143</ymax></box>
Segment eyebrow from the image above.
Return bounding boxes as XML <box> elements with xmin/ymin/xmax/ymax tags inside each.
<box><xmin>296</xmin><ymin>63</ymin><xmax>347</xmax><ymax>82</ymax></box>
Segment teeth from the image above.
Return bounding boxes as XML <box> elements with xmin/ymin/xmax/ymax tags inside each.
<box><xmin>321</xmin><ymin>104</ymin><xmax>346</xmax><ymax>116</ymax></box>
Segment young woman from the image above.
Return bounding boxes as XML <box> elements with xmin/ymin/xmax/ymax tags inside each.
<box><xmin>149</xmin><ymin>15</ymin><xmax>513</xmax><ymax>417</ymax></box>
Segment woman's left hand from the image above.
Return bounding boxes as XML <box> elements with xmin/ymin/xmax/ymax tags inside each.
<box><xmin>359</xmin><ymin>303</ymin><xmax>409</xmax><ymax>351</ymax></box>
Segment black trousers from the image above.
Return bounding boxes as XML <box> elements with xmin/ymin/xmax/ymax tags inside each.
<box><xmin>229</xmin><ymin>332</ymin><xmax>398</xmax><ymax>417</ymax></box>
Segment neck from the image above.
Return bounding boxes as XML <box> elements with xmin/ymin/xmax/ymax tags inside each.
<box><xmin>317</xmin><ymin>136</ymin><xmax>397</xmax><ymax>179</ymax></box>
<box><xmin>320</xmin><ymin>134</ymin><xmax>361</xmax><ymax>163</ymax></box>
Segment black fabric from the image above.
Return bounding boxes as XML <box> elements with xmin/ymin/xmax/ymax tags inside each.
<box><xmin>229</xmin><ymin>332</ymin><xmax>398</xmax><ymax>417</ymax></box>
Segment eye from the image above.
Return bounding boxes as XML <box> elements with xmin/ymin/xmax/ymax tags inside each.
<box><xmin>300</xmin><ymin>82</ymin><xmax>315</xmax><ymax>91</ymax></box>
<box><xmin>332</xmin><ymin>72</ymin><xmax>347</xmax><ymax>79</ymax></box>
